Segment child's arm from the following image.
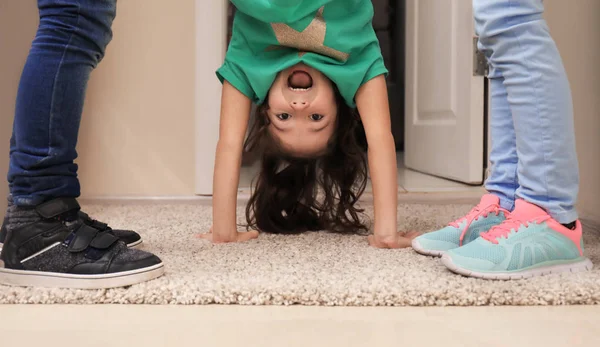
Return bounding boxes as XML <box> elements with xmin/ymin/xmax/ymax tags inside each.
<box><xmin>199</xmin><ymin>81</ymin><xmax>259</xmax><ymax>243</ymax></box>
<box><xmin>355</xmin><ymin>75</ymin><xmax>417</xmax><ymax>248</ymax></box>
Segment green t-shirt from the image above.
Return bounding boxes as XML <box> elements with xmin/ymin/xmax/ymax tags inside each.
<box><xmin>216</xmin><ymin>0</ymin><xmax>388</xmax><ymax>107</ymax></box>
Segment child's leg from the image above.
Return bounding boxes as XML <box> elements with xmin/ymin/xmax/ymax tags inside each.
<box><xmin>412</xmin><ymin>66</ymin><xmax>517</xmax><ymax>257</ymax></box>
<box><xmin>484</xmin><ymin>76</ymin><xmax>518</xmax><ymax>212</ymax></box>
<box><xmin>8</xmin><ymin>0</ymin><xmax>118</xmax><ymax>207</ymax></box>
<box><xmin>0</xmin><ymin>0</ymin><xmax>163</xmax><ymax>289</ymax></box>
<box><xmin>413</xmin><ymin>81</ymin><xmax>514</xmax><ymax>255</ymax></box>
<box><xmin>438</xmin><ymin>0</ymin><xmax>590</xmax><ymax>279</ymax></box>
<box><xmin>474</xmin><ymin>0</ymin><xmax>579</xmax><ymax>224</ymax></box>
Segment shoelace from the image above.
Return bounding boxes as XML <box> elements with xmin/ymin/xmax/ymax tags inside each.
<box><xmin>481</xmin><ymin>214</ymin><xmax>550</xmax><ymax>244</ymax></box>
<box><xmin>449</xmin><ymin>204</ymin><xmax>502</xmax><ymax>246</ymax></box>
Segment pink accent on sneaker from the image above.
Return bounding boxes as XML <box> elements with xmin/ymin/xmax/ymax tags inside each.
<box><xmin>449</xmin><ymin>194</ymin><xmax>508</xmax><ymax>246</ymax></box>
<box><xmin>481</xmin><ymin>199</ymin><xmax>583</xmax><ymax>255</ymax></box>
<box><xmin>546</xmin><ymin>219</ymin><xmax>584</xmax><ymax>256</ymax></box>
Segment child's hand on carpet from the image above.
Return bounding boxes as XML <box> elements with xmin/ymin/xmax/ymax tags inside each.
<box><xmin>368</xmin><ymin>231</ymin><xmax>420</xmax><ymax>249</ymax></box>
<box><xmin>197</xmin><ymin>226</ymin><xmax>259</xmax><ymax>244</ymax></box>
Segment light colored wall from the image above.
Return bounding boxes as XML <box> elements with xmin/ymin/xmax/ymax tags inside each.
<box><xmin>77</xmin><ymin>0</ymin><xmax>196</xmax><ymax>197</ymax></box>
<box><xmin>545</xmin><ymin>0</ymin><xmax>600</xmax><ymax>222</ymax></box>
<box><xmin>0</xmin><ymin>1</ymin><xmax>38</xmax><ymax>213</ymax></box>
<box><xmin>0</xmin><ymin>0</ymin><xmax>197</xmax><ymax>205</ymax></box>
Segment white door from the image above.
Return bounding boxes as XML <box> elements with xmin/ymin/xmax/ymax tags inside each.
<box><xmin>404</xmin><ymin>0</ymin><xmax>485</xmax><ymax>184</ymax></box>
<box><xmin>195</xmin><ymin>0</ymin><xmax>229</xmax><ymax>195</ymax></box>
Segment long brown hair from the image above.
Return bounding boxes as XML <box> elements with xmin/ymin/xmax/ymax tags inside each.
<box><xmin>244</xmin><ymin>88</ymin><xmax>369</xmax><ymax>234</ymax></box>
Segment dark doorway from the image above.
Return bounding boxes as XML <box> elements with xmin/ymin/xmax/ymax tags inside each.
<box><xmin>373</xmin><ymin>0</ymin><xmax>405</xmax><ymax>151</ymax></box>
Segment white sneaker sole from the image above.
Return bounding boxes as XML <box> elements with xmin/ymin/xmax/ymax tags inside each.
<box><xmin>441</xmin><ymin>254</ymin><xmax>594</xmax><ymax>280</ymax></box>
<box><xmin>0</xmin><ymin>239</ymin><xmax>143</xmax><ymax>253</ymax></box>
<box><xmin>411</xmin><ymin>239</ymin><xmax>446</xmax><ymax>257</ymax></box>
<box><xmin>126</xmin><ymin>239</ymin><xmax>143</xmax><ymax>248</ymax></box>
<box><xmin>0</xmin><ymin>262</ymin><xmax>165</xmax><ymax>289</ymax></box>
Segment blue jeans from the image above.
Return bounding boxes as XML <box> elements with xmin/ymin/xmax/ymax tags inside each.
<box><xmin>8</xmin><ymin>0</ymin><xmax>117</xmax><ymax>206</ymax></box>
<box><xmin>475</xmin><ymin>0</ymin><xmax>579</xmax><ymax>223</ymax></box>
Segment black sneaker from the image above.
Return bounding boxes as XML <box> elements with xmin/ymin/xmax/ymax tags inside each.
<box><xmin>0</xmin><ymin>211</ymin><xmax>142</xmax><ymax>251</ymax></box>
<box><xmin>0</xmin><ymin>198</ymin><xmax>164</xmax><ymax>289</ymax></box>
<box><xmin>77</xmin><ymin>212</ymin><xmax>143</xmax><ymax>247</ymax></box>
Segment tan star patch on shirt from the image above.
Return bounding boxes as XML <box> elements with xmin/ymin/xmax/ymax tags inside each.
<box><xmin>267</xmin><ymin>6</ymin><xmax>350</xmax><ymax>62</ymax></box>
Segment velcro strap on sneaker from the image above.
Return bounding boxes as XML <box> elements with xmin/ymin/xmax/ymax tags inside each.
<box><xmin>68</xmin><ymin>224</ymin><xmax>98</xmax><ymax>253</ymax></box>
<box><xmin>90</xmin><ymin>231</ymin><xmax>119</xmax><ymax>249</ymax></box>
<box><xmin>36</xmin><ymin>198</ymin><xmax>81</xmax><ymax>219</ymax></box>
<box><xmin>79</xmin><ymin>212</ymin><xmax>109</xmax><ymax>231</ymax></box>
<box><xmin>91</xmin><ymin>220</ymin><xmax>109</xmax><ymax>231</ymax></box>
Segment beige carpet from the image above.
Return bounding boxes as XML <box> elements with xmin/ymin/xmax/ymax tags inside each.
<box><xmin>1</xmin><ymin>203</ymin><xmax>600</xmax><ymax>305</ymax></box>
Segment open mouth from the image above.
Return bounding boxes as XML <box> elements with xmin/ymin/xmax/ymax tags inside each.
<box><xmin>287</xmin><ymin>71</ymin><xmax>313</xmax><ymax>91</ymax></box>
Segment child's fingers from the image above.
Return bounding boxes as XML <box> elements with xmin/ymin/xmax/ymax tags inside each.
<box><xmin>367</xmin><ymin>235</ymin><xmax>381</xmax><ymax>248</ymax></box>
<box><xmin>369</xmin><ymin>234</ymin><xmax>416</xmax><ymax>249</ymax></box>
<box><xmin>404</xmin><ymin>231</ymin><xmax>421</xmax><ymax>239</ymax></box>
<box><xmin>196</xmin><ymin>232</ymin><xmax>213</xmax><ymax>241</ymax></box>
<box><xmin>196</xmin><ymin>226</ymin><xmax>214</xmax><ymax>240</ymax></box>
<box><xmin>368</xmin><ymin>235</ymin><xmax>396</xmax><ymax>249</ymax></box>
<box><xmin>238</xmin><ymin>230</ymin><xmax>259</xmax><ymax>242</ymax></box>
<box><xmin>395</xmin><ymin>236</ymin><xmax>413</xmax><ymax>248</ymax></box>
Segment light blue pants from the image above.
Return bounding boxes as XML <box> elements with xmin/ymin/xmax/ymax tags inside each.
<box><xmin>474</xmin><ymin>0</ymin><xmax>579</xmax><ymax>223</ymax></box>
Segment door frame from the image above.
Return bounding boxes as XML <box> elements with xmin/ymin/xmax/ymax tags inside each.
<box><xmin>194</xmin><ymin>0</ymin><xmax>228</xmax><ymax>195</ymax></box>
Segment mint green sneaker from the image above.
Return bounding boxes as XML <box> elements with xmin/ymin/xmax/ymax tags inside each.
<box><xmin>412</xmin><ymin>194</ymin><xmax>508</xmax><ymax>257</ymax></box>
<box><xmin>441</xmin><ymin>199</ymin><xmax>593</xmax><ymax>280</ymax></box>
